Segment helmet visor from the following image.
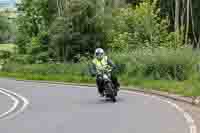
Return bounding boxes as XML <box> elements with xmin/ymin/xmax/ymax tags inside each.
<box><xmin>96</xmin><ymin>52</ymin><xmax>103</xmax><ymax>59</ymax></box>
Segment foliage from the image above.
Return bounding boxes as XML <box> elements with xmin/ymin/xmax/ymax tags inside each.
<box><xmin>159</xmin><ymin>0</ymin><xmax>200</xmax><ymax>47</ymax></box>
<box><xmin>0</xmin><ymin>44</ymin><xmax>17</xmax><ymax>53</ymax></box>
<box><xmin>0</xmin><ymin>15</ymin><xmax>15</xmax><ymax>43</ymax></box>
<box><xmin>0</xmin><ymin>44</ymin><xmax>17</xmax><ymax>61</ymax></box>
<box><xmin>27</xmin><ymin>31</ymin><xmax>49</xmax><ymax>63</ymax></box>
<box><xmin>108</xmin><ymin>1</ymin><xmax>179</xmax><ymax>50</ymax></box>
<box><xmin>49</xmin><ymin>0</ymin><xmax>112</xmax><ymax>62</ymax></box>
<box><xmin>109</xmin><ymin>48</ymin><xmax>198</xmax><ymax>81</ymax></box>
<box><xmin>17</xmin><ymin>0</ymin><xmax>48</xmax><ymax>37</ymax></box>
<box><xmin>16</xmin><ymin>0</ymin><xmax>49</xmax><ymax>53</ymax></box>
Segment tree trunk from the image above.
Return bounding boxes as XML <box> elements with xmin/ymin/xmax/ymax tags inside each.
<box><xmin>57</xmin><ymin>0</ymin><xmax>61</xmax><ymax>17</ymax></box>
<box><xmin>185</xmin><ymin>0</ymin><xmax>190</xmax><ymax>45</ymax></box>
<box><xmin>175</xmin><ymin>0</ymin><xmax>180</xmax><ymax>32</ymax></box>
<box><xmin>175</xmin><ymin>0</ymin><xmax>180</xmax><ymax>47</ymax></box>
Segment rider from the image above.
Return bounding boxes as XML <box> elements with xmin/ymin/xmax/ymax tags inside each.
<box><xmin>90</xmin><ymin>48</ymin><xmax>120</xmax><ymax>97</ymax></box>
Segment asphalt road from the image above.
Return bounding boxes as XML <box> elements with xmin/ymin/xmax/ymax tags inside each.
<box><xmin>0</xmin><ymin>78</ymin><xmax>190</xmax><ymax>133</ymax></box>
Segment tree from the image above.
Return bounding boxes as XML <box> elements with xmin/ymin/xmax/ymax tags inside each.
<box><xmin>17</xmin><ymin>0</ymin><xmax>48</xmax><ymax>37</ymax></box>
<box><xmin>109</xmin><ymin>1</ymin><xmax>178</xmax><ymax>50</ymax></box>
<box><xmin>175</xmin><ymin>0</ymin><xmax>180</xmax><ymax>33</ymax></box>
<box><xmin>16</xmin><ymin>0</ymin><xmax>49</xmax><ymax>54</ymax></box>
<box><xmin>0</xmin><ymin>15</ymin><xmax>12</xmax><ymax>43</ymax></box>
<box><xmin>49</xmin><ymin>0</ymin><xmax>113</xmax><ymax>62</ymax></box>
<box><xmin>159</xmin><ymin>0</ymin><xmax>200</xmax><ymax>48</ymax></box>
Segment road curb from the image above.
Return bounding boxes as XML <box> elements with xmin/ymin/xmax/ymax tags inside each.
<box><xmin>8</xmin><ymin>78</ymin><xmax>199</xmax><ymax>106</ymax></box>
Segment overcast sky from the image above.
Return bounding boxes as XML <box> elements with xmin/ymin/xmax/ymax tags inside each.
<box><xmin>0</xmin><ymin>0</ymin><xmax>15</xmax><ymax>4</ymax></box>
<box><xmin>0</xmin><ymin>0</ymin><xmax>16</xmax><ymax>8</ymax></box>
<box><xmin>0</xmin><ymin>0</ymin><xmax>15</xmax><ymax>2</ymax></box>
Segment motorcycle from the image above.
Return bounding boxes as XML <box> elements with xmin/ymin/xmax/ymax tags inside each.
<box><xmin>98</xmin><ymin>68</ymin><xmax>118</xmax><ymax>102</ymax></box>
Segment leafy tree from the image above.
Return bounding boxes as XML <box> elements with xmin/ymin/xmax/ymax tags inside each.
<box><xmin>0</xmin><ymin>16</ymin><xmax>11</xmax><ymax>43</ymax></box>
<box><xmin>109</xmin><ymin>1</ymin><xmax>178</xmax><ymax>50</ymax></box>
<box><xmin>16</xmin><ymin>0</ymin><xmax>48</xmax><ymax>54</ymax></box>
<box><xmin>159</xmin><ymin>0</ymin><xmax>200</xmax><ymax>48</ymax></box>
<box><xmin>49</xmin><ymin>0</ymin><xmax>113</xmax><ymax>62</ymax></box>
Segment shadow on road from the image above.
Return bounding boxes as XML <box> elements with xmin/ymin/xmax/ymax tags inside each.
<box><xmin>83</xmin><ymin>97</ymin><xmax>125</xmax><ymax>105</ymax></box>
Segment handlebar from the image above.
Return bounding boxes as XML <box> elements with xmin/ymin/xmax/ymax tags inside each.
<box><xmin>99</xmin><ymin>67</ymin><xmax>112</xmax><ymax>73</ymax></box>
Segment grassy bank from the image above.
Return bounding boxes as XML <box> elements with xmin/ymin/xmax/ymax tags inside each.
<box><xmin>1</xmin><ymin>48</ymin><xmax>200</xmax><ymax>97</ymax></box>
<box><xmin>0</xmin><ymin>65</ymin><xmax>199</xmax><ymax>97</ymax></box>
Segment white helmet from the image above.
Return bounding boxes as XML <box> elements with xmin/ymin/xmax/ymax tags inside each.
<box><xmin>95</xmin><ymin>48</ymin><xmax>104</xmax><ymax>60</ymax></box>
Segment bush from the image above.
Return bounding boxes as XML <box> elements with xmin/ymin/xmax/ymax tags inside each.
<box><xmin>0</xmin><ymin>44</ymin><xmax>17</xmax><ymax>61</ymax></box>
<box><xmin>0</xmin><ymin>50</ymin><xmax>12</xmax><ymax>59</ymax></box>
<box><xmin>108</xmin><ymin>1</ymin><xmax>179</xmax><ymax>51</ymax></box>
<box><xmin>0</xmin><ymin>16</ymin><xmax>14</xmax><ymax>44</ymax></box>
<box><xmin>16</xmin><ymin>33</ymin><xmax>30</xmax><ymax>54</ymax></box>
<box><xmin>8</xmin><ymin>54</ymin><xmax>30</xmax><ymax>64</ymax></box>
<box><xmin>21</xmin><ymin>31</ymin><xmax>49</xmax><ymax>64</ymax></box>
<box><xmin>109</xmin><ymin>48</ymin><xmax>198</xmax><ymax>81</ymax></box>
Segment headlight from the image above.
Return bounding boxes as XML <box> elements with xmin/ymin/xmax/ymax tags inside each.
<box><xmin>103</xmin><ymin>74</ymin><xmax>109</xmax><ymax>79</ymax></box>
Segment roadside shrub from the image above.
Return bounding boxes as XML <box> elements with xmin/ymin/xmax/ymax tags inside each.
<box><xmin>109</xmin><ymin>48</ymin><xmax>198</xmax><ymax>81</ymax></box>
<box><xmin>0</xmin><ymin>44</ymin><xmax>17</xmax><ymax>60</ymax></box>
<box><xmin>16</xmin><ymin>33</ymin><xmax>30</xmax><ymax>54</ymax></box>
<box><xmin>0</xmin><ymin>50</ymin><xmax>11</xmax><ymax>59</ymax></box>
<box><xmin>23</xmin><ymin>31</ymin><xmax>49</xmax><ymax>64</ymax></box>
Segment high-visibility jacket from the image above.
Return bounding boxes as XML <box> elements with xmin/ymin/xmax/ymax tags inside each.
<box><xmin>92</xmin><ymin>56</ymin><xmax>109</xmax><ymax>73</ymax></box>
<box><xmin>90</xmin><ymin>56</ymin><xmax>116</xmax><ymax>76</ymax></box>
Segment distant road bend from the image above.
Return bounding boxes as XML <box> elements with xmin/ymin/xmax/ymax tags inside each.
<box><xmin>0</xmin><ymin>78</ymin><xmax>196</xmax><ymax>133</ymax></box>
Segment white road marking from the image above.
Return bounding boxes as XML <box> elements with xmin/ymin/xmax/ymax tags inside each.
<box><xmin>0</xmin><ymin>89</ymin><xmax>19</xmax><ymax>119</ymax></box>
<box><xmin>122</xmin><ymin>90</ymin><xmax>197</xmax><ymax>133</ymax></box>
<box><xmin>0</xmin><ymin>88</ymin><xmax>29</xmax><ymax>120</ymax></box>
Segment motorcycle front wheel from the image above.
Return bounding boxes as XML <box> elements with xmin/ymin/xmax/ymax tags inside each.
<box><xmin>105</xmin><ymin>82</ymin><xmax>117</xmax><ymax>102</ymax></box>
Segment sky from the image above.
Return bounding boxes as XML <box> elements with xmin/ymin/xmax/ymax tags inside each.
<box><xmin>0</xmin><ymin>0</ymin><xmax>15</xmax><ymax>3</ymax></box>
<box><xmin>0</xmin><ymin>0</ymin><xmax>16</xmax><ymax>8</ymax></box>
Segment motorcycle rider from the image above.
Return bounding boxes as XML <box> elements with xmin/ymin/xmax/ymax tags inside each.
<box><xmin>90</xmin><ymin>48</ymin><xmax>120</xmax><ymax>97</ymax></box>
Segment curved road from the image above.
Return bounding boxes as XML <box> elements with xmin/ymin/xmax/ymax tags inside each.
<box><xmin>0</xmin><ymin>78</ymin><xmax>192</xmax><ymax>133</ymax></box>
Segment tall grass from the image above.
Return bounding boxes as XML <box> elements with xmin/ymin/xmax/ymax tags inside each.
<box><xmin>3</xmin><ymin>63</ymin><xmax>89</xmax><ymax>76</ymax></box>
<box><xmin>110</xmin><ymin>48</ymin><xmax>199</xmax><ymax>81</ymax></box>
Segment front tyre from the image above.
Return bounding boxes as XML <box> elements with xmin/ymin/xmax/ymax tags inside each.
<box><xmin>111</xmin><ymin>95</ymin><xmax>116</xmax><ymax>102</ymax></box>
<box><xmin>105</xmin><ymin>82</ymin><xmax>117</xmax><ymax>102</ymax></box>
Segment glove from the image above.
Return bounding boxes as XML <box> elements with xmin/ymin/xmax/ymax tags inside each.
<box><xmin>91</xmin><ymin>73</ymin><xmax>96</xmax><ymax>77</ymax></box>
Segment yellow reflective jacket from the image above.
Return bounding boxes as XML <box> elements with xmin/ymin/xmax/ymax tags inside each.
<box><xmin>91</xmin><ymin>56</ymin><xmax>116</xmax><ymax>75</ymax></box>
<box><xmin>92</xmin><ymin>56</ymin><xmax>109</xmax><ymax>73</ymax></box>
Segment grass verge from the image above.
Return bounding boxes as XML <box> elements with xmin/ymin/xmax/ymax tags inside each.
<box><xmin>0</xmin><ymin>71</ymin><xmax>199</xmax><ymax>97</ymax></box>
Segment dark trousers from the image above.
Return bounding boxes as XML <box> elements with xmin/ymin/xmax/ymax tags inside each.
<box><xmin>96</xmin><ymin>74</ymin><xmax>120</xmax><ymax>94</ymax></box>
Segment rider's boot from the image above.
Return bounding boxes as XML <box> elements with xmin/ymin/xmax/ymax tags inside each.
<box><xmin>98</xmin><ymin>86</ymin><xmax>104</xmax><ymax>97</ymax></box>
<box><xmin>99</xmin><ymin>92</ymin><xmax>104</xmax><ymax>97</ymax></box>
<box><xmin>115</xmin><ymin>83</ymin><xmax>120</xmax><ymax>91</ymax></box>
